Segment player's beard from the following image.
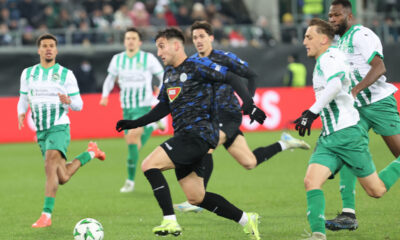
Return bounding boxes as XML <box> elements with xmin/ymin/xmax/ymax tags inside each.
<box><xmin>336</xmin><ymin>19</ymin><xmax>349</xmax><ymax>36</ymax></box>
<box><xmin>45</xmin><ymin>58</ymin><xmax>54</xmax><ymax>63</ymax></box>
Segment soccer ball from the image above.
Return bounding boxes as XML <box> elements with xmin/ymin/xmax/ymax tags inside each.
<box><xmin>73</xmin><ymin>218</ymin><xmax>104</xmax><ymax>240</ymax></box>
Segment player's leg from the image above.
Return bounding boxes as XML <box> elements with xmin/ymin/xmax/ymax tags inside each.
<box><xmin>141</xmin><ymin>142</ymin><xmax>179</xmax><ymax>236</ymax></box>
<box><xmin>179</xmin><ymin>170</ymin><xmax>260</xmax><ymax>240</ymax></box>
<box><xmin>57</xmin><ymin>142</ymin><xmax>105</xmax><ymax>185</ymax></box>
<box><xmin>120</xmin><ymin>127</ymin><xmax>144</xmax><ymax>192</ymax></box>
<box><xmin>382</xmin><ymin>134</ymin><xmax>400</xmax><ymax>157</ymax></box>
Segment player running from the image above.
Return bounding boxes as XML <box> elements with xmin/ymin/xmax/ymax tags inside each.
<box><xmin>116</xmin><ymin>27</ymin><xmax>265</xmax><ymax>239</ymax></box>
<box><xmin>100</xmin><ymin>27</ymin><xmax>165</xmax><ymax>193</ymax></box>
<box><xmin>174</xmin><ymin>20</ymin><xmax>311</xmax><ymax>213</ymax></box>
<box><xmin>296</xmin><ymin>18</ymin><xmax>400</xmax><ymax>240</ymax></box>
<box><xmin>325</xmin><ymin>0</ymin><xmax>400</xmax><ymax>231</ymax></box>
<box><xmin>17</xmin><ymin>33</ymin><xmax>105</xmax><ymax>228</ymax></box>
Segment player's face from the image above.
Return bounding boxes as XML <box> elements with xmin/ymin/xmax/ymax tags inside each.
<box><xmin>328</xmin><ymin>4</ymin><xmax>351</xmax><ymax>36</ymax></box>
<box><xmin>38</xmin><ymin>39</ymin><xmax>58</xmax><ymax>63</ymax></box>
<box><xmin>156</xmin><ymin>37</ymin><xmax>175</xmax><ymax>66</ymax></box>
<box><xmin>192</xmin><ymin>29</ymin><xmax>214</xmax><ymax>57</ymax></box>
<box><xmin>124</xmin><ymin>31</ymin><xmax>142</xmax><ymax>52</ymax></box>
<box><xmin>303</xmin><ymin>26</ymin><xmax>323</xmax><ymax>59</ymax></box>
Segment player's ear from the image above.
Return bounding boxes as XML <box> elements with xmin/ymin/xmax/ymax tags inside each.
<box><xmin>210</xmin><ymin>35</ymin><xmax>214</xmax><ymax>43</ymax></box>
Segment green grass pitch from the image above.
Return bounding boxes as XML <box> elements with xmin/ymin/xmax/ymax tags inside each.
<box><xmin>0</xmin><ymin>131</ymin><xmax>399</xmax><ymax>240</ymax></box>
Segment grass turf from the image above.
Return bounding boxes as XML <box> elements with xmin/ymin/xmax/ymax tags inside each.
<box><xmin>0</xmin><ymin>131</ymin><xmax>399</xmax><ymax>240</ymax></box>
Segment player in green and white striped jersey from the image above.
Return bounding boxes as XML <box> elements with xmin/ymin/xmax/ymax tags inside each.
<box><xmin>297</xmin><ymin>18</ymin><xmax>400</xmax><ymax>240</ymax></box>
<box><xmin>100</xmin><ymin>28</ymin><xmax>164</xmax><ymax>193</ymax></box>
<box><xmin>326</xmin><ymin>0</ymin><xmax>400</xmax><ymax>231</ymax></box>
<box><xmin>17</xmin><ymin>34</ymin><xmax>106</xmax><ymax>228</ymax></box>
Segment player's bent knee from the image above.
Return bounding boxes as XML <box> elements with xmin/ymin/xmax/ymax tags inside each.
<box><xmin>365</xmin><ymin>188</ymin><xmax>386</xmax><ymax>198</ymax></box>
<box><xmin>303</xmin><ymin>177</ymin><xmax>321</xmax><ymax>191</ymax></box>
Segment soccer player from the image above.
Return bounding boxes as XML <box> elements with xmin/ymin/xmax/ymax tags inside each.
<box><xmin>17</xmin><ymin>33</ymin><xmax>106</xmax><ymax>228</ymax></box>
<box><xmin>325</xmin><ymin>0</ymin><xmax>400</xmax><ymax>230</ymax></box>
<box><xmin>297</xmin><ymin>18</ymin><xmax>400</xmax><ymax>240</ymax></box>
<box><xmin>116</xmin><ymin>27</ymin><xmax>265</xmax><ymax>239</ymax></box>
<box><xmin>100</xmin><ymin>27</ymin><xmax>165</xmax><ymax>193</ymax></box>
<box><xmin>173</xmin><ymin>20</ymin><xmax>311</xmax><ymax>213</ymax></box>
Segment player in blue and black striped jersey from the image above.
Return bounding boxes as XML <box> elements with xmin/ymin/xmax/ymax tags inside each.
<box><xmin>116</xmin><ymin>28</ymin><xmax>264</xmax><ymax>239</ymax></box>
<box><xmin>172</xmin><ymin>21</ymin><xmax>311</xmax><ymax>212</ymax></box>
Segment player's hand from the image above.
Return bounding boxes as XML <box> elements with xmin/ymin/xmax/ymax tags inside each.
<box><xmin>99</xmin><ymin>97</ymin><xmax>108</xmax><ymax>106</ymax></box>
<box><xmin>58</xmin><ymin>93</ymin><xmax>71</xmax><ymax>105</ymax></box>
<box><xmin>18</xmin><ymin>113</ymin><xmax>25</xmax><ymax>130</ymax></box>
<box><xmin>116</xmin><ymin>120</ymin><xmax>139</xmax><ymax>132</ymax></box>
<box><xmin>294</xmin><ymin>110</ymin><xmax>319</xmax><ymax>136</ymax></box>
<box><xmin>243</xmin><ymin>104</ymin><xmax>266</xmax><ymax>124</ymax></box>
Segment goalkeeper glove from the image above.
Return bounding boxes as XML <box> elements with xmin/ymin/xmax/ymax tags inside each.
<box><xmin>294</xmin><ymin>110</ymin><xmax>319</xmax><ymax>136</ymax></box>
<box><xmin>116</xmin><ymin>119</ymin><xmax>140</xmax><ymax>132</ymax></box>
<box><xmin>242</xmin><ymin>103</ymin><xmax>267</xmax><ymax>124</ymax></box>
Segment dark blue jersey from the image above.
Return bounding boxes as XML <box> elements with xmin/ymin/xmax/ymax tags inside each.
<box><xmin>192</xmin><ymin>50</ymin><xmax>252</xmax><ymax>117</ymax></box>
<box><xmin>158</xmin><ymin>57</ymin><xmax>229</xmax><ymax>148</ymax></box>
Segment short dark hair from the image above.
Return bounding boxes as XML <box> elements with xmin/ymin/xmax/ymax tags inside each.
<box><xmin>36</xmin><ymin>33</ymin><xmax>57</xmax><ymax>47</ymax></box>
<box><xmin>331</xmin><ymin>0</ymin><xmax>352</xmax><ymax>11</ymax></box>
<box><xmin>125</xmin><ymin>27</ymin><xmax>142</xmax><ymax>40</ymax></box>
<box><xmin>155</xmin><ymin>27</ymin><xmax>185</xmax><ymax>43</ymax></box>
<box><xmin>191</xmin><ymin>21</ymin><xmax>213</xmax><ymax>36</ymax></box>
<box><xmin>309</xmin><ymin>18</ymin><xmax>335</xmax><ymax>40</ymax></box>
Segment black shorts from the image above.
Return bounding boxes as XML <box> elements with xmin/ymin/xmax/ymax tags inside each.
<box><xmin>219</xmin><ymin>111</ymin><xmax>243</xmax><ymax>149</ymax></box>
<box><xmin>160</xmin><ymin>134</ymin><xmax>211</xmax><ymax>180</ymax></box>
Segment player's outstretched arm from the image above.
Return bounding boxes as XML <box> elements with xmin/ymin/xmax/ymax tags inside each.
<box><xmin>100</xmin><ymin>74</ymin><xmax>117</xmax><ymax>106</ymax></box>
<box><xmin>116</xmin><ymin>101</ymin><xmax>170</xmax><ymax>132</ymax></box>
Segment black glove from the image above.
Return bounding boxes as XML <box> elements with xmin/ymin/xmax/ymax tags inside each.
<box><xmin>294</xmin><ymin>110</ymin><xmax>319</xmax><ymax>136</ymax></box>
<box><xmin>116</xmin><ymin>119</ymin><xmax>140</xmax><ymax>132</ymax></box>
<box><xmin>243</xmin><ymin>104</ymin><xmax>267</xmax><ymax>124</ymax></box>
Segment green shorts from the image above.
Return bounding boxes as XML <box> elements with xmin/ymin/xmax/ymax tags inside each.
<box><xmin>37</xmin><ymin>124</ymin><xmax>70</xmax><ymax>159</ymax></box>
<box><xmin>123</xmin><ymin>107</ymin><xmax>152</xmax><ymax>134</ymax></box>
<box><xmin>357</xmin><ymin>95</ymin><xmax>400</xmax><ymax>136</ymax></box>
<box><xmin>309</xmin><ymin>124</ymin><xmax>376</xmax><ymax>178</ymax></box>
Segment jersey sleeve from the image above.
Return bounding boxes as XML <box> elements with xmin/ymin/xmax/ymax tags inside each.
<box><xmin>107</xmin><ymin>55</ymin><xmax>119</xmax><ymax>76</ymax></box>
<box><xmin>320</xmin><ymin>53</ymin><xmax>346</xmax><ymax>82</ymax></box>
<box><xmin>190</xmin><ymin>57</ymin><xmax>228</xmax><ymax>82</ymax></box>
<box><xmin>19</xmin><ymin>68</ymin><xmax>28</xmax><ymax>94</ymax></box>
<box><xmin>65</xmin><ymin>71</ymin><xmax>81</xmax><ymax>96</ymax></box>
<box><xmin>157</xmin><ymin>84</ymin><xmax>169</xmax><ymax>103</ymax></box>
<box><xmin>148</xmin><ymin>53</ymin><xmax>164</xmax><ymax>88</ymax></box>
<box><xmin>223</xmin><ymin>51</ymin><xmax>250</xmax><ymax>77</ymax></box>
<box><xmin>354</xmin><ymin>29</ymin><xmax>384</xmax><ymax>64</ymax></box>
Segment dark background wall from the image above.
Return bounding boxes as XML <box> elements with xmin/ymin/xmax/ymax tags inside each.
<box><xmin>1</xmin><ymin>43</ymin><xmax>400</xmax><ymax>96</ymax></box>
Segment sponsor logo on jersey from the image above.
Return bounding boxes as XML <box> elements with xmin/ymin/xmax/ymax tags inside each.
<box><xmin>167</xmin><ymin>87</ymin><xmax>181</xmax><ymax>102</ymax></box>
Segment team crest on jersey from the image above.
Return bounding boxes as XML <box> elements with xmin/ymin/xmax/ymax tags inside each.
<box><xmin>180</xmin><ymin>73</ymin><xmax>187</xmax><ymax>82</ymax></box>
<box><xmin>52</xmin><ymin>73</ymin><xmax>60</xmax><ymax>81</ymax></box>
<box><xmin>167</xmin><ymin>87</ymin><xmax>181</xmax><ymax>102</ymax></box>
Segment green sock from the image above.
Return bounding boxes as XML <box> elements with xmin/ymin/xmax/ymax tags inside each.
<box><xmin>378</xmin><ymin>157</ymin><xmax>400</xmax><ymax>191</ymax></box>
<box><xmin>306</xmin><ymin>189</ymin><xmax>325</xmax><ymax>234</ymax></box>
<box><xmin>339</xmin><ymin>165</ymin><xmax>356</xmax><ymax>210</ymax></box>
<box><xmin>75</xmin><ymin>152</ymin><xmax>92</xmax><ymax>166</ymax></box>
<box><xmin>141</xmin><ymin>126</ymin><xmax>154</xmax><ymax>146</ymax></box>
<box><xmin>127</xmin><ymin>144</ymin><xmax>139</xmax><ymax>181</ymax></box>
<box><xmin>43</xmin><ymin>196</ymin><xmax>55</xmax><ymax>214</ymax></box>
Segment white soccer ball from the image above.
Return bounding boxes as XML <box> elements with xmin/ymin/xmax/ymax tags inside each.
<box><xmin>73</xmin><ymin>218</ymin><xmax>104</xmax><ymax>240</ymax></box>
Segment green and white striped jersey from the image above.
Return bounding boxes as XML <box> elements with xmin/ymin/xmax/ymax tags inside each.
<box><xmin>107</xmin><ymin>50</ymin><xmax>164</xmax><ymax>109</ymax></box>
<box><xmin>337</xmin><ymin>24</ymin><xmax>397</xmax><ymax>107</ymax></box>
<box><xmin>313</xmin><ymin>47</ymin><xmax>359</xmax><ymax>136</ymax></box>
<box><xmin>19</xmin><ymin>63</ymin><xmax>81</xmax><ymax>131</ymax></box>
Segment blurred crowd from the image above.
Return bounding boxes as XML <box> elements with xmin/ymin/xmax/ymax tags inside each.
<box><xmin>0</xmin><ymin>0</ymin><xmax>275</xmax><ymax>47</ymax></box>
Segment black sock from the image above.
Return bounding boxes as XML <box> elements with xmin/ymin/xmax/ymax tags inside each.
<box><xmin>253</xmin><ymin>142</ymin><xmax>282</xmax><ymax>166</ymax></box>
<box><xmin>198</xmin><ymin>192</ymin><xmax>243</xmax><ymax>222</ymax></box>
<box><xmin>203</xmin><ymin>153</ymin><xmax>213</xmax><ymax>189</ymax></box>
<box><xmin>144</xmin><ymin>168</ymin><xmax>174</xmax><ymax>216</ymax></box>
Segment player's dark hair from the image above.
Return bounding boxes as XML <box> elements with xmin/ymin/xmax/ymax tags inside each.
<box><xmin>191</xmin><ymin>21</ymin><xmax>213</xmax><ymax>36</ymax></box>
<box><xmin>125</xmin><ymin>27</ymin><xmax>142</xmax><ymax>40</ymax></box>
<box><xmin>36</xmin><ymin>33</ymin><xmax>57</xmax><ymax>47</ymax></box>
<box><xmin>155</xmin><ymin>27</ymin><xmax>185</xmax><ymax>44</ymax></box>
<box><xmin>331</xmin><ymin>0</ymin><xmax>352</xmax><ymax>11</ymax></box>
<box><xmin>309</xmin><ymin>18</ymin><xmax>335</xmax><ymax>40</ymax></box>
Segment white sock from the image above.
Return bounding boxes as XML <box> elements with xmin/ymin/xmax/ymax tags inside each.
<box><xmin>278</xmin><ymin>140</ymin><xmax>288</xmax><ymax>151</ymax></box>
<box><xmin>238</xmin><ymin>212</ymin><xmax>248</xmax><ymax>226</ymax></box>
<box><xmin>163</xmin><ymin>215</ymin><xmax>177</xmax><ymax>221</ymax></box>
<box><xmin>42</xmin><ymin>212</ymin><xmax>52</xmax><ymax>218</ymax></box>
<box><xmin>342</xmin><ymin>208</ymin><xmax>355</xmax><ymax>214</ymax></box>
<box><xmin>88</xmin><ymin>151</ymin><xmax>95</xmax><ymax>159</ymax></box>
